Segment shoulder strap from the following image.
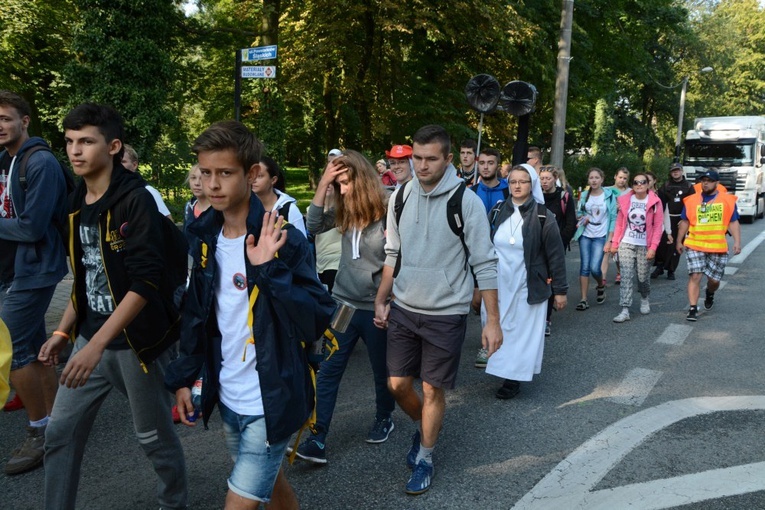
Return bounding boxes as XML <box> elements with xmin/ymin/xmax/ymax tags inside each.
<box><xmin>392</xmin><ymin>181</ymin><xmax>412</xmax><ymax>278</ymax></box>
<box><xmin>447</xmin><ymin>182</ymin><xmax>471</xmax><ymax>271</ymax></box>
<box><xmin>393</xmin><ymin>180</ymin><xmax>411</xmax><ymax>228</ymax></box>
<box><xmin>537</xmin><ymin>203</ymin><xmax>547</xmax><ymax>228</ymax></box>
<box><xmin>18</xmin><ymin>146</ymin><xmax>49</xmax><ymax>191</ymax></box>
<box><xmin>561</xmin><ymin>190</ymin><xmax>569</xmax><ymax>212</ymax></box>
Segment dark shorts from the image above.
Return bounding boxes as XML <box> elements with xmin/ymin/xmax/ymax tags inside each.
<box><xmin>387</xmin><ymin>303</ymin><xmax>467</xmax><ymax>390</ymax></box>
<box><xmin>0</xmin><ymin>282</ymin><xmax>57</xmax><ymax>371</ymax></box>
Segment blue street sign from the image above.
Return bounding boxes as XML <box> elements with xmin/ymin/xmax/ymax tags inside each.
<box><xmin>241</xmin><ymin>45</ymin><xmax>277</xmax><ymax>62</ymax></box>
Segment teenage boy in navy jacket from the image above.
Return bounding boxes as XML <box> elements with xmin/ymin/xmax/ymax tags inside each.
<box><xmin>38</xmin><ymin>103</ymin><xmax>187</xmax><ymax>510</ymax></box>
<box><xmin>165</xmin><ymin>121</ymin><xmax>333</xmax><ymax>509</ymax></box>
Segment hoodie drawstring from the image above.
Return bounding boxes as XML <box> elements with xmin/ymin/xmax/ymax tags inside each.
<box><xmin>351</xmin><ymin>227</ymin><xmax>362</xmax><ymax>259</ymax></box>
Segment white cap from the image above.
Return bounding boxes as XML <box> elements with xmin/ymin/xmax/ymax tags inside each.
<box><xmin>328</xmin><ymin>149</ymin><xmax>342</xmax><ymax>157</ymax></box>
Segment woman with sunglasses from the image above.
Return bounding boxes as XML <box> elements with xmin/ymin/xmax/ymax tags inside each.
<box><xmin>609</xmin><ymin>173</ymin><xmax>664</xmax><ymax>322</ymax></box>
<box><xmin>573</xmin><ymin>168</ymin><xmax>617</xmax><ymax>310</ymax></box>
<box><xmin>484</xmin><ymin>164</ymin><xmax>567</xmax><ymax>399</ymax></box>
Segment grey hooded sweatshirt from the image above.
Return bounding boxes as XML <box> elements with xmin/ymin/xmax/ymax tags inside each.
<box><xmin>384</xmin><ymin>165</ymin><xmax>498</xmax><ymax>315</ymax></box>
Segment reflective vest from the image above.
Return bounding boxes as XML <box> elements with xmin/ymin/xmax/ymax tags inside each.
<box><xmin>683</xmin><ymin>192</ymin><xmax>738</xmax><ymax>253</ymax></box>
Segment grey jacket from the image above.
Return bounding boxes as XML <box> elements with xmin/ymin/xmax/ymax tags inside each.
<box><xmin>306</xmin><ymin>205</ymin><xmax>385</xmax><ymax>311</ymax></box>
<box><xmin>490</xmin><ymin>197</ymin><xmax>568</xmax><ymax>304</ymax></box>
<box><xmin>385</xmin><ymin>166</ymin><xmax>498</xmax><ymax>315</ymax></box>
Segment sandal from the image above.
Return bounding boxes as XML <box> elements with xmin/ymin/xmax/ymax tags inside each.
<box><xmin>596</xmin><ymin>285</ymin><xmax>606</xmax><ymax>304</ymax></box>
<box><xmin>576</xmin><ymin>300</ymin><xmax>589</xmax><ymax>311</ymax></box>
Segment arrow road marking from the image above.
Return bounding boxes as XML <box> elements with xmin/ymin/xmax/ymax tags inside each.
<box><xmin>512</xmin><ymin>396</ymin><xmax>765</xmax><ymax>510</ymax></box>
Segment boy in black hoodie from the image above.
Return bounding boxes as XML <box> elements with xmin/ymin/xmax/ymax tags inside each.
<box><xmin>38</xmin><ymin>104</ymin><xmax>187</xmax><ymax>510</ymax></box>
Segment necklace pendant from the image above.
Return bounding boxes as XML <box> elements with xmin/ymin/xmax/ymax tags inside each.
<box><xmin>510</xmin><ymin>236</ymin><xmax>516</xmax><ymax>245</ymax></box>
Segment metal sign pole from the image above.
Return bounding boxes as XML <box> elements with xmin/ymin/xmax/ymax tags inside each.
<box><xmin>234</xmin><ymin>50</ymin><xmax>242</xmax><ymax>121</ymax></box>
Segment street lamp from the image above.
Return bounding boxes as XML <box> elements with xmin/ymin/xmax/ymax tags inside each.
<box><xmin>674</xmin><ymin>66</ymin><xmax>714</xmax><ymax>161</ymax></box>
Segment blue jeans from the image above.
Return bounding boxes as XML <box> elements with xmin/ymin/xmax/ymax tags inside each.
<box><xmin>314</xmin><ymin>309</ymin><xmax>394</xmax><ymax>439</ymax></box>
<box><xmin>219</xmin><ymin>403</ymin><xmax>289</xmax><ymax>503</ymax></box>
<box><xmin>578</xmin><ymin>235</ymin><xmax>606</xmax><ymax>278</ymax></box>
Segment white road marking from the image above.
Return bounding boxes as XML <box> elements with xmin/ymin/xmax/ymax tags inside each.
<box><xmin>718</xmin><ymin>280</ymin><xmax>727</xmax><ymax>291</ymax></box>
<box><xmin>729</xmin><ymin>229</ymin><xmax>765</xmax><ymax>265</ymax></box>
<box><xmin>607</xmin><ymin>368</ymin><xmax>663</xmax><ymax>407</ymax></box>
<box><xmin>512</xmin><ymin>396</ymin><xmax>765</xmax><ymax>510</ymax></box>
<box><xmin>655</xmin><ymin>324</ymin><xmax>694</xmax><ymax>346</ymax></box>
<box><xmin>724</xmin><ymin>266</ymin><xmax>738</xmax><ymax>275</ymax></box>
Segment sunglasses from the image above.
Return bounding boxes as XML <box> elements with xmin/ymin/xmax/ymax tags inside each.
<box><xmin>633</xmin><ymin>179</ymin><xmax>648</xmax><ymax>186</ymax></box>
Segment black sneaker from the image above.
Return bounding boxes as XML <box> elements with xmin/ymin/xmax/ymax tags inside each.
<box><xmin>704</xmin><ymin>292</ymin><xmax>714</xmax><ymax>310</ymax></box>
<box><xmin>366</xmin><ymin>416</ymin><xmax>395</xmax><ymax>444</ymax></box>
<box><xmin>667</xmin><ymin>271</ymin><xmax>675</xmax><ymax>280</ymax></box>
<box><xmin>686</xmin><ymin>306</ymin><xmax>698</xmax><ymax>322</ymax></box>
<box><xmin>296</xmin><ymin>436</ymin><xmax>327</xmax><ymax>464</ymax></box>
<box><xmin>651</xmin><ymin>267</ymin><xmax>663</xmax><ymax>279</ymax></box>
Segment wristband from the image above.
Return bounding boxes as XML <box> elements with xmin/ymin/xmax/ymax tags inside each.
<box><xmin>53</xmin><ymin>330</ymin><xmax>70</xmax><ymax>340</ymax></box>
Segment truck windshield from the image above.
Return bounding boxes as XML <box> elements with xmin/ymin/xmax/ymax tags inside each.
<box><xmin>684</xmin><ymin>142</ymin><xmax>753</xmax><ymax>166</ymax></box>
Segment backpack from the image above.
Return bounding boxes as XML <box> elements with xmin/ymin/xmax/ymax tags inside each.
<box><xmin>18</xmin><ymin>146</ymin><xmax>76</xmax><ymax>195</ymax></box>
<box><xmin>392</xmin><ymin>180</ymin><xmax>471</xmax><ymax>277</ymax></box>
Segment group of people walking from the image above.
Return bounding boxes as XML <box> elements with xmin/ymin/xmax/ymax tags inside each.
<box><xmin>0</xmin><ymin>84</ymin><xmax>744</xmax><ymax>508</ymax></box>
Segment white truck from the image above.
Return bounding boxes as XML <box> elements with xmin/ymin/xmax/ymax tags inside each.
<box><xmin>683</xmin><ymin>116</ymin><xmax>765</xmax><ymax>223</ymax></box>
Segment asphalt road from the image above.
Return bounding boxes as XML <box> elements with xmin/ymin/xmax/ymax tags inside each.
<box><xmin>1</xmin><ymin>222</ymin><xmax>764</xmax><ymax>509</ymax></box>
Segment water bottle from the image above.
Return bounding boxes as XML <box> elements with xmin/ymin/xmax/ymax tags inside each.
<box><xmin>188</xmin><ymin>377</ymin><xmax>203</xmax><ymax>422</ymax></box>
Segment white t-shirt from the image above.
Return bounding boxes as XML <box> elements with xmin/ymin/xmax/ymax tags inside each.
<box><xmin>215</xmin><ymin>231</ymin><xmax>264</xmax><ymax>416</ymax></box>
<box><xmin>622</xmin><ymin>195</ymin><xmax>649</xmax><ymax>246</ymax></box>
<box><xmin>145</xmin><ymin>185</ymin><xmax>171</xmax><ymax>217</ymax></box>
<box><xmin>583</xmin><ymin>193</ymin><xmax>608</xmax><ymax>238</ymax></box>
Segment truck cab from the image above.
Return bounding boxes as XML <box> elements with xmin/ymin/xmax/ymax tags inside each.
<box><xmin>683</xmin><ymin>116</ymin><xmax>765</xmax><ymax>223</ymax></box>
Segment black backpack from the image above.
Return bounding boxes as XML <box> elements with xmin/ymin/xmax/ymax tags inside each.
<box><xmin>392</xmin><ymin>181</ymin><xmax>472</xmax><ymax>277</ymax></box>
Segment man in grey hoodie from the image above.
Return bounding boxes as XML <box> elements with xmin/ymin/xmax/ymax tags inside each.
<box><xmin>374</xmin><ymin>124</ymin><xmax>501</xmax><ymax>495</ymax></box>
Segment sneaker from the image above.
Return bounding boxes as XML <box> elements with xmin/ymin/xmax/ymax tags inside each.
<box><xmin>366</xmin><ymin>417</ymin><xmax>395</xmax><ymax>444</ymax></box>
<box><xmin>704</xmin><ymin>292</ymin><xmax>714</xmax><ymax>310</ymax></box>
<box><xmin>640</xmin><ymin>298</ymin><xmax>651</xmax><ymax>315</ymax></box>
<box><xmin>5</xmin><ymin>426</ymin><xmax>45</xmax><ymax>475</ymax></box>
<box><xmin>686</xmin><ymin>306</ymin><xmax>698</xmax><ymax>322</ymax></box>
<box><xmin>545</xmin><ymin>321</ymin><xmax>551</xmax><ymax>337</ymax></box>
<box><xmin>406</xmin><ymin>429</ymin><xmax>420</xmax><ymax>470</ymax></box>
<box><xmin>615</xmin><ymin>274</ymin><xmax>621</xmax><ymax>284</ymax></box>
<box><xmin>3</xmin><ymin>394</ymin><xmax>24</xmax><ymax>412</ymax></box>
<box><xmin>667</xmin><ymin>271</ymin><xmax>675</xmax><ymax>281</ymax></box>
<box><xmin>295</xmin><ymin>436</ymin><xmax>327</xmax><ymax>465</ymax></box>
<box><xmin>474</xmin><ymin>348</ymin><xmax>488</xmax><ymax>368</ymax></box>
<box><xmin>405</xmin><ymin>460</ymin><xmax>434</xmax><ymax>495</ymax></box>
<box><xmin>650</xmin><ymin>267</ymin><xmax>663</xmax><ymax>279</ymax></box>
<box><xmin>613</xmin><ymin>309</ymin><xmax>631</xmax><ymax>323</ymax></box>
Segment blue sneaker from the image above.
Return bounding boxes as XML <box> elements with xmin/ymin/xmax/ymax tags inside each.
<box><xmin>405</xmin><ymin>459</ymin><xmax>434</xmax><ymax>495</ymax></box>
<box><xmin>406</xmin><ymin>429</ymin><xmax>420</xmax><ymax>469</ymax></box>
<box><xmin>296</xmin><ymin>436</ymin><xmax>327</xmax><ymax>465</ymax></box>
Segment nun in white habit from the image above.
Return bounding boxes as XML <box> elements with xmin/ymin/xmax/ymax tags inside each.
<box><xmin>485</xmin><ymin>164</ymin><xmax>568</xmax><ymax>399</ymax></box>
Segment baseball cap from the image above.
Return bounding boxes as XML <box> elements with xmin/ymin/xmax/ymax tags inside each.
<box><xmin>385</xmin><ymin>145</ymin><xmax>413</xmax><ymax>159</ymax></box>
<box><xmin>328</xmin><ymin>149</ymin><xmax>342</xmax><ymax>158</ymax></box>
<box><xmin>669</xmin><ymin>162</ymin><xmax>683</xmax><ymax>172</ymax></box>
<box><xmin>699</xmin><ymin>170</ymin><xmax>720</xmax><ymax>181</ymax></box>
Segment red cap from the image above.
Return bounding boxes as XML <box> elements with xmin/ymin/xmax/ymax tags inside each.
<box><xmin>385</xmin><ymin>145</ymin><xmax>413</xmax><ymax>159</ymax></box>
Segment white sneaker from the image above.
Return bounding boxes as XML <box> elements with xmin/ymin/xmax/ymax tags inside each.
<box><xmin>613</xmin><ymin>309</ymin><xmax>631</xmax><ymax>323</ymax></box>
<box><xmin>640</xmin><ymin>298</ymin><xmax>651</xmax><ymax>315</ymax></box>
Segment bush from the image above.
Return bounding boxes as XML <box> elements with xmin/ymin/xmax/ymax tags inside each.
<box><xmin>562</xmin><ymin>151</ymin><xmax>674</xmax><ymax>190</ymax></box>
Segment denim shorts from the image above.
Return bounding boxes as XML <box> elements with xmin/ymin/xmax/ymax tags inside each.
<box><xmin>0</xmin><ymin>283</ymin><xmax>57</xmax><ymax>370</ymax></box>
<box><xmin>219</xmin><ymin>402</ymin><xmax>289</xmax><ymax>503</ymax></box>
